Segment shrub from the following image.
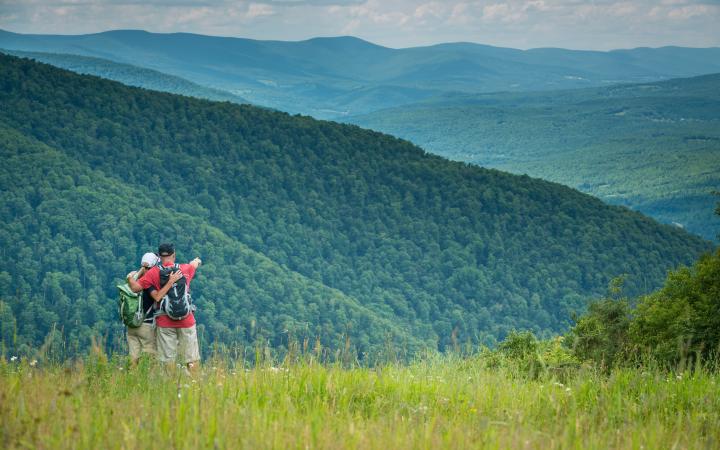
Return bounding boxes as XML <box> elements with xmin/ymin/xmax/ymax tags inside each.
<box><xmin>566</xmin><ymin>277</ymin><xmax>632</xmax><ymax>370</ymax></box>
<box><xmin>630</xmin><ymin>250</ymin><xmax>720</xmax><ymax>368</ymax></box>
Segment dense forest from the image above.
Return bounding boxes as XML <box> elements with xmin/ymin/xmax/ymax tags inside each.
<box><xmin>1</xmin><ymin>49</ymin><xmax>250</xmax><ymax>105</ymax></box>
<box><xmin>0</xmin><ymin>53</ymin><xmax>712</xmax><ymax>360</ymax></box>
<box><xmin>348</xmin><ymin>74</ymin><xmax>720</xmax><ymax>240</ymax></box>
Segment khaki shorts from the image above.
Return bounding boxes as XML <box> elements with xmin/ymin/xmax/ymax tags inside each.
<box><xmin>156</xmin><ymin>325</ymin><xmax>200</xmax><ymax>364</ymax></box>
<box><xmin>127</xmin><ymin>323</ymin><xmax>157</xmax><ymax>359</ymax></box>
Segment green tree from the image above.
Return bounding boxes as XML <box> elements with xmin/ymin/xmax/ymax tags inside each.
<box><xmin>630</xmin><ymin>250</ymin><xmax>720</xmax><ymax>366</ymax></box>
<box><xmin>566</xmin><ymin>277</ymin><xmax>632</xmax><ymax>369</ymax></box>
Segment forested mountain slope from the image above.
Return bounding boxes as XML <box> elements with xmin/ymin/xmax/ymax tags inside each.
<box><xmin>0</xmin><ymin>54</ymin><xmax>711</xmax><ymax>358</ymax></box>
<box><xmin>2</xmin><ymin>29</ymin><xmax>720</xmax><ymax>118</ymax></box>
<box><xmin>0</xmin><ymin>125</ymin><xmax>415</xmax><ymax>359</ymax></box>
<box><xmin>347</xmin><ymin>74</ymin><xmax>720</xmax><ymax>240</ymax></box>
<box><xmin>1</xmin><ymin>49</ymin><xmax>249</xmax><ymax>105</ymax></box>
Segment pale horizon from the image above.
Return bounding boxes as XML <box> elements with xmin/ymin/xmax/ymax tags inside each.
<box><xmin>2</xmin><ymin>27</ymin><xmax>720</xmax><ymax>53</ymax></box>
<box><xmin>1</xmin><ymin>1</ymin><xmax>719</xmax><ymax>52</ymax></box>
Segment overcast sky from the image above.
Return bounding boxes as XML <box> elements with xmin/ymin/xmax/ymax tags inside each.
<box><xmin>1</xmin><ymin>0</ymin><xmax>719</xmax><ymax>50</ymax></box>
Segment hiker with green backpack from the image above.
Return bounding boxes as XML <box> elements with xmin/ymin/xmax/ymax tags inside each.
<box><xmin>119</xmin><ymin>252</ymin><xmax>160</xmax><ymax>365</ymax></box>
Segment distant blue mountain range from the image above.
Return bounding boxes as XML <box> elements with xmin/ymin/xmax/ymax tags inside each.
<box><xmin>2</xmin><ymin>29</ymin><xmax>719</xmax><ymax>118</ymax></box>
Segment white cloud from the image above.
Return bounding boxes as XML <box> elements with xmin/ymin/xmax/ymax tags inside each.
<box><xmin>340</xmin><ymin>18</ymin><xmax>361</xmax><ymax>33</ymax></box>
<box><xmin>247</xmin><ymin>3</ymin><xmax>276</xmax><ymax>18</ymax></box>
<box><xmin>166</xmin><ymin>7</ymin><xmax>210</xmax><ymax>25</ymax></box>
<box><xmin>482</xmin><ymin>3</ymin><xmax>511</xmax><ymax>21</ymax></box>
<box><xmin>667</xmin><ymin>4</ymin><xmax>713</xmax><ymax>18</ymax></box>
<box><xmin>447</xmin><ymin>2</ymin><xmax>476</xmax><ymax>25</ymax></box>
<box><xmin>608</xmin><ymin>2</ymin><xmax>639</xmax><ymax>16</ymax></box>
<box><xmin>413</xmin><ymin>2</ymin><xmax>446</xmax><ymax>20</ymax></box>
<box><xmin>0</xmin><ymin>0</ymin><xmax>718</xmax><ymax>49</ymax></box>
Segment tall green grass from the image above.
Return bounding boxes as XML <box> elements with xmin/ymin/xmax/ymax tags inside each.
<box><xmin>1</xmin><ymin>350</ymin><xmax>718</xmax><ymax>449</ymax></box>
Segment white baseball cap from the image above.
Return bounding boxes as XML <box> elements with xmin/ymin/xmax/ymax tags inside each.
<box><xmin>141</xmin><ymin>252</ymin><xmax>159</xmax><ymax>268</ymax></box>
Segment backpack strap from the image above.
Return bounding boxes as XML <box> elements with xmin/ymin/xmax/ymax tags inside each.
<box><xmin>137</xmin><ymin>287</ymin><xmax>144</xmax><ymax>315</ymax></box>
<box><xmin>158</xmin><ymin>264</ymin><xmax>177</xmax><ymax>316</ymax></box>
<box><xmin>143</xmin><ymin>300</ymin><xmax>157</xmax><ymax>324</ymax></box>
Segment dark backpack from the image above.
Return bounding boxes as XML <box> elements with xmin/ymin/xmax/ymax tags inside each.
<box><xmin>159</xmin><ymin>264</ymin><xmax>194</xmax><ymax>320</ymax></box>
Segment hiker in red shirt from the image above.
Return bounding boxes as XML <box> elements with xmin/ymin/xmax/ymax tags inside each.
<box><xmin>127</xmin><ymin>242</ymin><xmax>202</xmax><ymax>375</ymax></box>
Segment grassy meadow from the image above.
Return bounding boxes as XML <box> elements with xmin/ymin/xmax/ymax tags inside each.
<box><xmin>1</xmin><ymin>351</ymin><xmax>718</xmax><ymax>450</ymax></box>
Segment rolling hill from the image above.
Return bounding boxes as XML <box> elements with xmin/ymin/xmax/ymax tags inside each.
<box><xmin>2</xmin><ymin>29</ymin><xmax>720</xmax><ymax>118</ymax></box>
<box><xmin>1</xmin><ymin>49</ymin><xmax>250</xmax><ymax>105</ymax></box>
<box><xmin>347</xmin><ymin>74</ymin><xmax>720</xmax><ymax>241</ymax></box>
<box><xmin>0</xmin><ymin>53</ymin><xmax>712</xmax><ymax>360</ymax></box>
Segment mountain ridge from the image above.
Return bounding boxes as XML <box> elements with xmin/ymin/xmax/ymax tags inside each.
<box><xmin>1</xmin><ymin>49</ymin><xmax>251</xmax><ymax>105</ymax></box>
<box><xmin>3</xmin><ymin>29</ymin><xmax>720</xmax><ymax>119</ymax></box>
<box><xmin>4</xmin><ymin>28</ymin><xmax>718</xmax><ymax>52</ymax></box>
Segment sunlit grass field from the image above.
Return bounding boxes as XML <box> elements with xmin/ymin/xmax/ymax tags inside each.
<box><xmin>1</xmin><ymin>352</ymin><xmax>719</xmax><ymax>449</ymax></box>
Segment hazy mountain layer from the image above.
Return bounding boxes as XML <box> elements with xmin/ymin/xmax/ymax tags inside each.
<box><xmin>2</xmin><ymin>29</ymin><xmax>719</xmax><ymax>118</ymax></box>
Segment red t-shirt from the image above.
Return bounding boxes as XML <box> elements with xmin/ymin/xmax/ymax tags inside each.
<box><xmin>138</xmin><ymin>262</ymin><xmax>197</xmax><ymax>328</ymax></box>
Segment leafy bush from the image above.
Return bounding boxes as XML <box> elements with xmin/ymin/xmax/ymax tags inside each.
<box><xmin>566</xmin><ymin>249</ymin><xmax>720</xmax><ymax>370</ymax></box>
<box><xmin>497</xmin><ymin>330</ymin><xmax>538</xmax><ymax>360</ymax></box>
<box><xmin>565</xmin><ymin>277</ymin><xmax>633</xmax><ymax>370</ymax></box>
<box><xmin>482</xmin><ymin>331</ymin><xmax>579</xmax><ymax>379</ymax></box>
<box><xmin>630</xmin><ymin>250</ymin><xmax>720</xmax><ymax>368</ymax></box>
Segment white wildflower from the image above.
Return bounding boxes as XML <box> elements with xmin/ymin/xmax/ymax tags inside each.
<box><xmin>29</xmin><ymin>360</ymin><xmax>37</xmax><ymax>367</ymax></box>
<box><xmin>10</xmin><ymin>356</ymin><xmax>18</xmax><ymax>362</ymax></box>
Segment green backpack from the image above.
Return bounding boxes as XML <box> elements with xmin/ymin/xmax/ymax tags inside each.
<box><xmin>117</xmin><ymin>282</ymin><xmax>146</xmax><ymax>328</ymax></box>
